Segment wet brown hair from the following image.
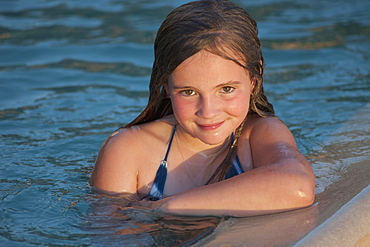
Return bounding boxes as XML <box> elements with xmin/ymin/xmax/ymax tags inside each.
<box><xmin>125</xmin><ymin>0</ymin><xmax>275</xmax><ymax>183</ymax></box>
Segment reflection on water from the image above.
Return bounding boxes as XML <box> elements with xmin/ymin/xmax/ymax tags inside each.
<box><xmin>0</xmin><ymin>0</ymin><xmax>369</xmax><ymax>246</ymax></box>
<box><xmin>31</xmin><ymin>59</ymin><xmax>152</xmax><ymax>76</ymax></box>
<box><xmin>76</xmin><ymin>192</ymin><xmax>219</xmax><ymax>246</ymax></box>
<box><xmin>194</xmin><ymin>203</ymin><xmax>319</xmax><ymax>247</ymax></box>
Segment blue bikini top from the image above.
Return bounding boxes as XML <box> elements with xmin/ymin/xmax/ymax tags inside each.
<box><xmin>147</xmin><ymin>125</ymin><xmax>244</xmax><ymax>201</ymax></box>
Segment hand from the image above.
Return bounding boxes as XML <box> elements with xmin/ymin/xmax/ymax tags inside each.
<box><xmin>136</xmin><ymin>196</ymin><xmax>173</xmax><ymax>213</ymax></box>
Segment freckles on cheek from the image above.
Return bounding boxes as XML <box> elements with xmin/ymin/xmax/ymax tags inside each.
<box><xmin>172</xmin><ymin>98</ymin><xmax>193</xmax><ymax>116</ymax></box>
<box><xmin>228</xmin><ymin>104</ymin><xmax>249</xmax><ymax>117</ymax></box>
<box><xmin>225</xmin><ymin>97</ymin><xmax>250</xmax><ymax>116</ymax></box>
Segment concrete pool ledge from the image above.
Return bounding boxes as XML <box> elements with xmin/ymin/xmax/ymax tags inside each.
<box><xmin>294</xmin><ymin>184</ymin><xmax>370</xmax><ymax>247</ymax></box>
<box><xmin>194</xmin><ymin>182</ymin><xmax>370</xmax><ymax>247</ymax></box>
<box><xmin>195</xmin><ymin>104</ymin><xmax>370</xmax><ymax>247</ymax></box>
<box><xmin>294</xmin><ymin>103</ymin><xmax>370</xmax><ymax>247</ymax></box>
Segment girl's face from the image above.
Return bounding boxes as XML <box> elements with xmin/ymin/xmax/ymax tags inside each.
<box><xmin>167</xmin><ymin>50</ymin><xmax>253</xmax><ymax>145</ymax></box>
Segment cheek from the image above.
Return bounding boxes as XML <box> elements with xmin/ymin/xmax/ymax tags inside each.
<box><xmin>224</xmin><ymin>93</ymin><xmax>250</xmax><ymax>117</ymax></box>
<box><xmin>171</xmin><ymin>92</ymin><xmax>250</xmax><ymax>119</ymax></box>
<box><xmin>171</xmin><ymin>97</ymin><xmax>195</xmax><ymax>118</ymax></box>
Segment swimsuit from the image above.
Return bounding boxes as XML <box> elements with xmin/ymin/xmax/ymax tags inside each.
<box><xmin>147</xmin><ymin>125</ymin><xmax>244</xmax><ymax>201</ymax></box>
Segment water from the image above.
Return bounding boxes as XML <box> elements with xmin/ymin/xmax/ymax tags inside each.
<box><xmin>0</xmin><ymin>0</ymin><xmax>369</xmax><ymax>246</ymax></box>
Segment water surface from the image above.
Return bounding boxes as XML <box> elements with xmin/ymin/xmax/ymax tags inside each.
<box><xmin>1</xmin><ymin>0</ymin><xmax>369</xmax><ymax>246</ymax></box>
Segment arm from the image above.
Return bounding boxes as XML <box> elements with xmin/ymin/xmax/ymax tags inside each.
<box><xmin>90</xmin><ymin>129</ymin><xmax>139</xmax><ymax>195</ymax></box>
<box><xmin>155</xmin><ymin>117</ymin><xmax>315</xmax><ymax>217</ymax></box>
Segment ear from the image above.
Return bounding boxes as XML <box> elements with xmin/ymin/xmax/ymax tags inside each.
<box><xmin>250</xmin><ymin>77</ymin><xmax>257</xmax><ymax>95</ymax></box>
<box><xmin>163</xmin><ymin>83</ymin><xmax>170</xmax><ymax>98</ymax></box>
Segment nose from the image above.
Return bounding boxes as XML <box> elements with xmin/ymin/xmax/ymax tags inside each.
<box><xmin>196</xmin><ymin>95</ymin><xmax>222</xmax><ymax>119</ymax></box>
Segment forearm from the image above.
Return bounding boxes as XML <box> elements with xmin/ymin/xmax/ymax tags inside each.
<box><xmin>158</xmin><ymin>164</ymin><xmax>315</xmax><ymax>217</ymax></box>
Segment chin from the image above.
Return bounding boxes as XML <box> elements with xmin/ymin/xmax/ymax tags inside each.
<box><xmin>197</xmin><ymin>132</ymin><xmax>231</xmax><ymax>146</ymax></box>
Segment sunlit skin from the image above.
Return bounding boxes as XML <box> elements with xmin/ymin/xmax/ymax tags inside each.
<box><xmin>90</xmin><ymin>49</ymin><xmax>315</xmax><ymax>217</ymax></box>
<box><xmin>167</xmin><ymin>50</ymin><xmax>252</xmax><ymax>148</ymax></box>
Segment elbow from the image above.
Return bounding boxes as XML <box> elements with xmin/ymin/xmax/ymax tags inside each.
<box><xmin>289</xmin><ymin>174</ymin><xmax>315</xmax><ymax>209</ymax></box>
<box><xmin>294</xmin><ymin>185</ymin><xmax>315</xmax><ymax>208</ymax></box>
<box><xmin>276</xmin><ymin>160</ymin><xmax>316</xmax><ymax>209</ymax></box>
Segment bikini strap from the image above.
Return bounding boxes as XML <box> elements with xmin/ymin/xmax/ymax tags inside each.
<box><xmin>147</xmin><ymin>125</ymin><xmax>177</xmax><ymax>201</ymax></box>
<box><xmin>163</xmin><ymin>125</ymin><xmax>177</xmax><ymax>162</ymax></box>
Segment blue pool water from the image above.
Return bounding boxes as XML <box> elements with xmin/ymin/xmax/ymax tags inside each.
<box><xmin>1</xmin><ymin>0</ymin><xmax>369</xmax><ymax>246</ymax></box>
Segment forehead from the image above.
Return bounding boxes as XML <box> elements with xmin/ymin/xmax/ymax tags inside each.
<box><xmin>169</xmin><ymin>50</ymin><xmax>250</xmax><ymax>86</ymax></box>
<box><xmin>176</xmin><ymin>49</ymin><xmax>245</xmax><ymax>71</ymax></box>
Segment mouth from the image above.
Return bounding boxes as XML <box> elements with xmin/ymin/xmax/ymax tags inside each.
<box><xmin>197</xmin><ymin>121</ymin><xmax>224</xmax><ymax>131</ymax></box>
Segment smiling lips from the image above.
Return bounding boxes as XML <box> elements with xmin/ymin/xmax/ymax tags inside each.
<box><xmin>197</xmin><ymin>121</ymin><xmax>224</xmax><ymax>131</ymax></box>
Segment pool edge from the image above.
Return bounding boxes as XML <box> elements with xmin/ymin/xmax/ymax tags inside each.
<box><xmin>294</xmin><ymin>184</ymin><xmax>370</xmax><ymax>247</ymax></box>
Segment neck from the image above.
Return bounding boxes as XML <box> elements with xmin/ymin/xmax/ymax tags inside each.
<box><xmin>174</xmin><ymin>124</ymin><xmax>232</xmax><ymax>187</ymax></box>
<box><xmin>175</xmin><ymin>124</ymin><xmax>232</xmax><ymax>159</ymax></box>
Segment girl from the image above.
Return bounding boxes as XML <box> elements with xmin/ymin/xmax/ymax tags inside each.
<box><xmin>90</xmin><ymin>0</ymin><xmax>315</xmax><ymax>217</ymax></box>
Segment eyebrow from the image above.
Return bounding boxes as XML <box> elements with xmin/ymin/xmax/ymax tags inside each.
<box><xmin>172</xmin><ymin>81</ymin><xmax>242</xmax><ymax>90</ymax></box>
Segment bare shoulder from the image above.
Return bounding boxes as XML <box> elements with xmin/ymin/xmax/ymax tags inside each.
<box><xmin>98</xmin><ymin>117</ymin><xmax>175</xmax><ymax>160</ymax></box>
<box><xmin>89</xmin><ymin>127</ymin><xmax>146</xmax><ymax>194</ymax></box>
<box><xmin>241</xmin><ymin>115</ymin><xmax>310</xmax><ymax>169</ymax></box>
<box><xmin>90</xmin><ymin>119</ymin><xmax>174</xmax><ymax>194</ymax></box>
<box><xmin>242</xmin><ymin>115</ymin><xmax>296</xmax><ymax>145</ymax></box>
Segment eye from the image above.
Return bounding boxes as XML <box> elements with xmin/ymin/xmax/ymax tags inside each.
<box><xmin>181</xmin><ymin>90</ymin><xmax>196</xmax><ymax>96</ymax></box>
<box><xmin>221</xmin><ymin>86</ymin><xmax>235</xmax><ymax>93</ymax></box>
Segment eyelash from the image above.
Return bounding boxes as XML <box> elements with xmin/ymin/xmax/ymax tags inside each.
<box><xmin>180</xmin><ymin>90</ymin><xmax>196</xmax><ymax>96</ymax></box>
<box><xmin>180</xmin><ymin>87</ymin><xmax>235</xmax><ymax>96</ymax></box>
<box><xmin>221</xmin><ymin>86</ymin><xmax>235</xmax><ymax>93</ymax></box>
